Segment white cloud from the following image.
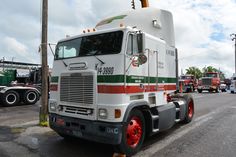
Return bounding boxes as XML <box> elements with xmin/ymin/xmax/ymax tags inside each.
<box><xmin>0</xmin><ymin>0</ymin><xmax>236</xmax><ymax>77</ymax></box>
<box><xmin>1</xmin><ymin>37</ymin><xmax>40</xmax><ymax>64</ymax></box>
<box><xmin>149</xmin><ymin>0</ymin><xmax>236</xmax><ymax>77</ymax></box>
<box><xmin>3</xmin><ymin>37</ymin><xmax>28</xmax><ymax>56</ymax></box>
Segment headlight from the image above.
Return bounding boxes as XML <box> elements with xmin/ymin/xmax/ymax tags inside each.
<box><xmin>99</xmin><ymin>108</ymin><xmax>108</xmax><ymax>119</ymax></box>
<box><xmin>49</xmin><ymin>101</ymin><xmax>57</xmax><ymax>112</ymax></box>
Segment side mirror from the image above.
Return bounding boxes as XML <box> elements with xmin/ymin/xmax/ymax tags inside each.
<box><xmin>137</xmin><ymin>33</ymin><xmax>144</xmax><ymax>53</ymax></box>
<box><xmin>138</xmin><ymin>54</ymin><xmax>147</xmax><ymax>65</ymax></box>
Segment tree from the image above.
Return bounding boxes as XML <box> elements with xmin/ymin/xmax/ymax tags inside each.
<box><xmin>185</xmin><ymin>67</ymin><xmax>202</xmax><ymax>79</ymax></box>
<box><xmin>217</xmin><ymin>70</ymin><xmax>225</xmax><ymax>80</ymax></box>
<box><xmin>202</xmin><ymin>66</ymin><xmax>225</xmax><ymax>80</ymax></box>
<box><xmin>202</xmin><ymin>66</ymin><xmax>218</xmax><ymax>73</ymax></box>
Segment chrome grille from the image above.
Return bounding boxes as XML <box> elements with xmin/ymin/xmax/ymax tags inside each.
<box><xmin>64</xmin><ymin>106</ymin><xmax>93</xmax><ymax>115</ymax></box>
<box><xmin>60</xmin><ymin>72</ymin><xmax>94</xmax><ymax>105</ymax></box>
<box><xmin>202</xmin><ymin>78</ymin><xmax>212</xmax><ymax>86</ymax></box>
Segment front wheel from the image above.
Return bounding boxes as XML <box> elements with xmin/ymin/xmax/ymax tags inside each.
<box><xmin>114</xmin><ymin>109</ymin><xmax>145</xmax><ymax>156</ymax></box>
<box><xmin>197</xmin><ymin>89</ymin><xmax>202</xmax><ymax>93</ymax></box>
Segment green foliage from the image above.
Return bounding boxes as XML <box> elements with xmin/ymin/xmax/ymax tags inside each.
<box><xmin>185</xmin><ymin>66</ymin><xmax>226</xmax><ymax>80</ymax></box>
<box><xmin>202</xmin><ymin>66</ymin><xmax>225</xmax><ymax>80</ymax></box>
<box><xmin>185</xmin><ymin>66</ymin><xmax>202</xmax><ymax>79</ymax></box>
<box><xmin>202</xmin><ymin>66</ymin><xmax>218</xmax><ymax>73</ymax></box>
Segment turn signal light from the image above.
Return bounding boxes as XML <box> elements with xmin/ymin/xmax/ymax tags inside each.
<box><xmin>115</xmin><ymin>109</ymin><xmax>121</xmax><ymax>118</ymax></box>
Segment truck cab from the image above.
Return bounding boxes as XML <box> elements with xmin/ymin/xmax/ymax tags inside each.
<box><xmin>48</xmin><ymin>8</ymin><xmax>194</xmax><ymax>156</ymax></box>
<box><xmin>197</xmin><ymin>72</ymin><xmax>220</xmax><ymax>93</ymax></box>
<box><xmin>179</xmin><ymin>74</ymin><xmax>197</xmax><ymax>92</ymax></box>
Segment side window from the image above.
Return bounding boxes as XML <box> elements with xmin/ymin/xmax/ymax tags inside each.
<box><xmin>57</xmin><ymin>47</ymin><xmax>64</xmax><ymax>59</ymax></box>
<box><xmin>127</xmin><ymin>34</ymin><xmax>138</xmax><ymax>55</ymax></box>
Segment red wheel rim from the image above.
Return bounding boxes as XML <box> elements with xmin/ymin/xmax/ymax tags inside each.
<box><xmin>126</xmin><ymin>116</ymin><xmax>143</xmax><ymax>148</ymax></box>
<box><xmin>188</xmin><ymin>101</ymin><xmax>194</xmax><ymax>118</ymax></box>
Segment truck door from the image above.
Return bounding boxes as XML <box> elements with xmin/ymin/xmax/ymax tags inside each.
<box><xmin>125</xmin><ymin>33</ymin><xmax>148</xmax><ymax>94</ymax></box>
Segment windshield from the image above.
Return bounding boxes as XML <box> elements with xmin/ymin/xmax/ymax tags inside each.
<box><xmin>205</xmin><ymin>73</ymin><xmax>217</xmax><ymax>77</ymax></box>
<box><xmin>55</xmin><ymin>31</ymin><xmax>123</xmax><ymax>59</ymax></box>
<box><xmin>181</xmin><ymin>76</ymin><xmax>193</xmax><ymax>79</ymax></box>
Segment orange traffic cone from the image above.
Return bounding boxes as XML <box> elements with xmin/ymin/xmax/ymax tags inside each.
<box><xmin>179</xmin><ymin>82</ymin><xmax>183</xmax><ymax>93</ymax></box>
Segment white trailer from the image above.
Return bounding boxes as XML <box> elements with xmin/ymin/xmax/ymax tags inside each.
<box><xmin>48</xmin><ymin>8</ymin><xmax>194</xmax><ymax>156</ymax></box>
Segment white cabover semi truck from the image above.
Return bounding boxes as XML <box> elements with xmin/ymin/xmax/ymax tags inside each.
<box><xmin>49</xmin><ymin>7</ymin><xmax>194</xmax><ymax>156</ymax></box>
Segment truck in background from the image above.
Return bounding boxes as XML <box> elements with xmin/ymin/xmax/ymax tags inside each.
<box><xmin>197</xmin><ymin>72</ymin><xmax>220</xmax><ymax>93</ymax></box>
<box><xmin>230</xmin><ymin>73</ymin><xmax>236</xmax><ymax>93</ymax></box>
<box><xmin>0</xmin><ymin>61</ymin><xmax>41</xmax><ymax>107</ymax></box>
<box><xmin>179</xmin><ymin>74</ymin><xmax>197</xmax><ymax>93</ymax></box>
<box><xmin>48</xmin><ymin>7</ymin><xmax>195</xmax><ymax>156</ymax></box>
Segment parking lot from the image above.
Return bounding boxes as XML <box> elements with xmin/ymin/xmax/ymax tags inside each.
<box><xmin>0</xmin><ymin>91</ymin><xmax>236</xmax><ymax>157</ymax></box>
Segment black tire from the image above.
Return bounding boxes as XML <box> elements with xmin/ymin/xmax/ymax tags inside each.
<box><xmin>189</xmin><ymin>87</ymin><xmax>192</xmax><ymax>93</ymax></box>
<box><xmin>182</xmin><ymin>94</ymin><xmax>194</xmax><ymax>124</ymax></box>
<box><xmin>114</xmin><ymin>109</ymin><xmax>145</xmax><ymax>156</ymax></box>
<box><xmin>23</xmin><ymin>90</ymin><xmax>39</xmax><ymax>104</ymax></box>
<box><xmin>221</xmin><ymin>89</ymin><xmax>226</xmax><ymax>92</ymax></box>
<box><xmin>197</xmin><ymin>89</ymin><xmax>202</xmax><ymax>93</ymax></box>
<box><xmin>186</xmin><ymin>88</ymin><xmax>190</xmax><ymax>93</ymax></box>
<box><xmin>58</xmin><ymin>133</ymin><xmax>75</xmax><ymax>141</ymax></box>
<box><xmin>2</xmin><ymin>90</ymin><xmax>20</xmax><ymax>107</ymax></box>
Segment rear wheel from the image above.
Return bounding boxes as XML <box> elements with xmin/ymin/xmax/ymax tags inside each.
<box><xmin>221</xmin><ymin>89</ymin><xmax>226</xmax><ymax>92</ymax></box>
<box><xmin>197</xmin><ymin>89</ymin><xmax>202</xmax><ymax>93</ymax></box>
<box><xmin>114</xmin><ymin>109</ymin><xmax>145</xmax><ymax>156</ymax></box>
<box><xmin>2</xmin><ymin>90</ymin><xmax>20</xmax><ymax>107</ymax></box>
<box><xmin>23</xmin><ymin>90</ymin><xmax>39</xmax><ymax>104</ymax></box>
<box><xmin>182</xmin><ymin>94</ymin><xmax>194</xmax><ymax>123</ymax></box>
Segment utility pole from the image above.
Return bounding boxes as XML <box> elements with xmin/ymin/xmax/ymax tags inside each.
<box><xmin>40</xmin><ymin>0</ymin><xmax>49</xmax><ymax>126</ymax></box>
<box><xmin>230</xmin><ymin>33</ymin><xmax>236</xmax><ymax>74</ymax></box>
<box><xmin>2</xmin><ymin>57</ymin><xmax>5</xmax><ymax>71</ymax></box>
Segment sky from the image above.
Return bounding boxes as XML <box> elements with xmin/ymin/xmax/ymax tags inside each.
<box><xmin>0</xmin><ymin>0</ymin><xmax>236</xmax><ymax>78</ymax></box>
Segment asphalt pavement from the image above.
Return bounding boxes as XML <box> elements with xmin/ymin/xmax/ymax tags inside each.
<box><xmin>0</xmin><ymin>91</ymin><xmax>236</xmax><ymax>157</ymax></box>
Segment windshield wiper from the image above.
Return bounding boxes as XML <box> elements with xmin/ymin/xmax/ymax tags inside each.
<box><xmin>52</xmin><ymin>44</ymin><xmax>68</xmax><ymax>67</ymax></box>
<box><xmin>80</xmin><ymin>46</ymin><xmax>105</xmax><ymax>65</ymax></box>
<box><xmin>94</xmin><ymin>55</ymin><xmax>105</xmax><ymax>65</ymax></box>
<box><xmin>61</xmin><ymin>59</ymin><xmax>68</xmax><ymax>67</ymax></box>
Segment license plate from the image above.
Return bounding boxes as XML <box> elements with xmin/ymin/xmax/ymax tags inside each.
<box><xmin>56</xmin><ymin>118</ymin><xmax>65</xmax><ymax>126</ymax></box>
<box><xmin>72</xmin><ymin>130</ymin><xmax>82</xmax><ymax>137</ymax></box>
<box><xmin>203</xmin><ymin>86</ymin><xmax>209</xmax><ymax>89</ymax></box>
